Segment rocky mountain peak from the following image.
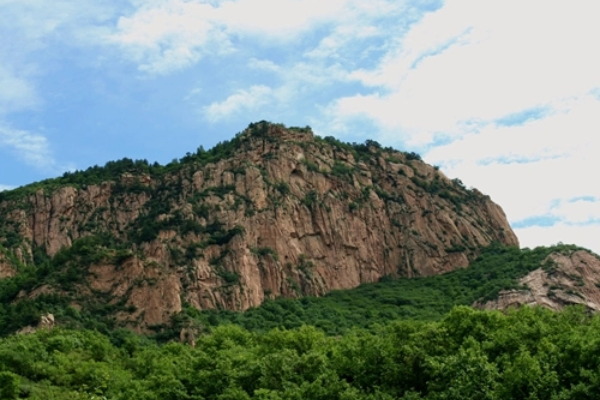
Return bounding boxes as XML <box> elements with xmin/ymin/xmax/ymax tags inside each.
<box><xmin>0</xmin><ymin>122</ymin><xmax>518</xmax><ymax>331</ymax></box>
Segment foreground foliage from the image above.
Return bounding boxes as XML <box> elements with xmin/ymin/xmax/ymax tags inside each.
<box><xmin>1</xmin><ymin>306</ymin><xmax>599</xmax><ymax>399</ymax></box>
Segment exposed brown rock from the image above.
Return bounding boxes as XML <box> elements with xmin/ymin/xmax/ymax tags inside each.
<box><xmin>476</xmin><ymin>250</ymin><xmax>600</xmax><ymax>312</ymax></box>
<box><xmin>0</xmin><ymin>123</ymin><xmax>519</xmax><ymax>330</ymax></box>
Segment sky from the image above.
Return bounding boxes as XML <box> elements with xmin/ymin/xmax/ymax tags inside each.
<box><xmin>1</xmin><ymin>0</ymin><xmax>599</xmax><ymax>253</ymax></box>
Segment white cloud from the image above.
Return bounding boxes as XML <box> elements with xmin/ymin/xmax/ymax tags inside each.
<box><xmin>301</xmin><ymin>0</ymin><xmax>399</xmax><ymax>60</ymax></box>
<box><xmin>204</xmin><ymin>85</ymin><xmax>274</xmax><ymax>122</ymax></box>
<box><xmin>202</xmin><ymin>57</ymin><xmax>356</xmax><ymax>125</ymax></box>
<box><xmin>110</xmin><ymin>0</ymin><xmax>345</xmax><ymax>75</ymax></box>
<box><xmin>0</xmin><ymin>1</ymin><xmax>116</xmax><ymax>53</ymax></box>
<box><xmin>424</xmin><ymin>95</ymin><xmax>600</xmax><ymax>224</ymax></box>
<box><xmin>550</xmin><ymin>199</ymin><xmax>600</xmax><ymax>224</ymax></box>
<box><xmin>110</xmin><ymin>0</ymin><xmax>228</xmax><ymax>75</ymax></box>
<box><xmin>109</xmin><ymin>0</ymin><xmax>408</xmax><ymax>76</ymax></box>
<box><xmin>425</xmin><ymin>94</ymin><xmax>600</xmax><ymax>167</ymax></box>
<box><xmin>0</xmin><ymin>1</ymin><xmax>117</xmax><ymax>99</ymax></box>
<box><xmin>247</xmin><ymin>58</ymin><xmax>280</xmax><ymax>73</ymax></box>
<box><xmin>0</xmin><ymin>124</ymin><xmax>55</xmax><ymax>170</ymax></box>
<box><xmin>327</xmin><ymin>0</ymin><xmax>600</xmax><ymax>144</ymax></box>
<box><xmin>0</xmin><ymin>66</ymin><xmax>39</xmax><ymax>115</ymax></box>
<box><xmin>516</xmin><ymin>223</ymin><xmax>600</xmax><ymax>255</ymax></box>
<box><xmin>0</xmin><ymin>185</ymin><xmax>14</xmax><ymax>192</ymax></box>
<box><xmin>216</xmin><ymin>0</ymin><xmax>349</xmax><ymax>37</ymax></box>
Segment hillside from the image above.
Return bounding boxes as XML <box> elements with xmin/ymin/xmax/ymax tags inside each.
<box><xmin>153</xmin><ymin>243</ymin><xmax>600</xmax><ymax>340</ymax></box>
<box><xmin>0</xmin><ymin>121</ymin><xmax>517</xmax><ymax>333</ymax></box>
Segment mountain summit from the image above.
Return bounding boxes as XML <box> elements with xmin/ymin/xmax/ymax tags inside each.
<box><xmin>0</xmin><ymin>121</ymin><xmax>517</xmax><ymax>331</ymax></box>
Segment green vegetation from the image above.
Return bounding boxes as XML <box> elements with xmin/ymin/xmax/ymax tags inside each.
<box><xmin>301</xmin><ymin>190</ymin><xmax>319</xmax><ymax>209</ymax></box>
<box><xmin>330</xmin><ymin>161</ymin><xmax>354</xmax><ymax>181</ymax></box>
<box><xmin>1</xmin><ymin>306</ymin><xmax>600</xmax><ymax>399</ymax></box>
<box><xmin>301</xmin><ymin>158</ymin><xmax>320</xmax><ymax>172</ymax></box>
<box><xmin>215</xmin><ymin>267</ymin><xmax>240</xmax><ymax>286</ymax></box>
<box><xmin>129</xmin><ymin>183</ymin><xmax>243</xmax><ymax>245</ymax></box>
<box><xmin>0</xmin><ymin>223</ymin><xmax>23</xmax><ymax>250</ymax></box>
<box><xmin>405</xmin><ymin>151</ymin><xmax>422</xmax><ymax>161</ymax></box>
<box><xmin>251</xmin><ymin>247</ymin><xmax>279</xmax><ymax>260</ymax></box>
<box><xmin>288</xmin><ymin>125</ymin><xmax>313</xmax><ymax>133</ymax></box>
<box><xmin>273</xmin><ymin>181</ymin><xmax>290</xmax><ymax>196</ymax></box>
<box><xmin>297</xmin><ymin>254</ymin><xmax>315</xmax><ymax>276</ymax></box>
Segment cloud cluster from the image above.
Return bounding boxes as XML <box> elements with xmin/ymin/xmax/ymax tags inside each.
<box><xmin>204</xmin><ymin>85</ymin><xmax>275</xmax><ymax>122</ymax></box>
<box><xmin>516</xmin><ymin>224</ymin><xmax>600</xmax><ymax>254</ymax></box>
<box><xmin>0</xmin><ymin>125</ymin><xmax>55</xmax><ymax>170</ymax></box>
<box><xmin>425</xmin><ymin>94</ymin><xmax>600</xmax><ymax>218</ymax></box>
<box><xmin>0</xmin><ymin>66</ymin><xmax>39</xmax><ymax>115</ymax></box>
<box><xmin>120</xmin><ymin>0</ymin><xmax>412</xmax><ymax>122</ymax></box>
<box><xmin>110</xmin><ymin>1</ymin><xmax>225</xmax><ymax>75</ymax></box>
<box><xmin>110</xmin><ymin>0</ymin><xmax>359</xmax><ymax>75</ymax></box>
<box><xmin>328</xmin><ymin>0</ymin><xmax>600</xmax><ymax>140</ymax></box>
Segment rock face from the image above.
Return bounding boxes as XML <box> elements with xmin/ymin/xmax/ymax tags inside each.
<box><xmin>0</xmin><ymin>122</ymin><xmax>518</xmax><ymax>330</ymax></box>
<box><xmin>477</xmin><ymin>250</ymin><xmax>600</xmax><ymax>312</ymax></box>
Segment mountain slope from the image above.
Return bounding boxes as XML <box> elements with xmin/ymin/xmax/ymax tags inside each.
<box><xmin>0</xmin><ymin>121</ymin><xmax>517</xmax><ymax>332</ymax></box>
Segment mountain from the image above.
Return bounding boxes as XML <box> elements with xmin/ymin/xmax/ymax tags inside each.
<box><xmin>2</xmin><ymin>123</ymin><xmax>600</xmax><ymax>398</ymax></box>
<box><xmin>0</xmin><ymin>121</ymin><xmax>518</xmax><ymax>333</ymax></box>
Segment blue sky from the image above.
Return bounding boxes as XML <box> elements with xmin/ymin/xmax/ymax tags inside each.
<box><xmin>1</xmin><ymin>0</ymin><xmax>599</xmax><ymax>253</ymax></box>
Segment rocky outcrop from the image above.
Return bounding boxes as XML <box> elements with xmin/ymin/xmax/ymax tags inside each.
<box><xmin>477</xmin><ymin>250</ymin><xmax>600</xmax><ymax>312</ymax></box>
<box><xmin>17</xmin><ymin>313</ymin><xmax>55</xmax><ymax>335</ymax></box>
<box><xmin>0</xmin><ymin>123</ymin><xmax>519</xmax><ymax>330</ymax></box>
<box><xmin>0</xmin><ymin>251</ymin><xmax>16</xmax><ymax>279</ymax></box>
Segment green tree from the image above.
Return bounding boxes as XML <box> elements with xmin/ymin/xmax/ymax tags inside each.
<box><xmin>0</xmin><ymin>371</ymin><xmax>21</xmax><ymax>399</ymax></box>
<box><xmin>426</xmin><ymin>338</ymin><xmax>499</xmax><ymax>400</ymax></box>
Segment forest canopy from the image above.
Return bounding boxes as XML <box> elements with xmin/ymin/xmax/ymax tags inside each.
<box><xmin>0</xmin><ymin>305</ymin><xmax>598</xmax><ymax>399</ymax></box>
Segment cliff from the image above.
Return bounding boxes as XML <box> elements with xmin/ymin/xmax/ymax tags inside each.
<box><xmin>0</xmin><ymin>122</ymin><xmax>518</xmax><ymax>331</ymax></box>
